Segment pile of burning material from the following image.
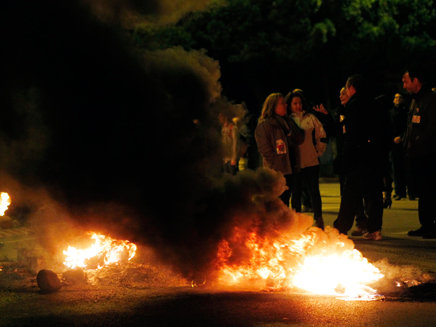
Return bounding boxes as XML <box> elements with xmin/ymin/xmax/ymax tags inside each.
<box><xmin>213</xmin><ymin>216</ymin><xmax>434</xmax><ymax>301</ymax></box>
<box><xmin>36</xmin><ymin>232</ymin><xmax>188</xmax><ymax>293</ymax></box>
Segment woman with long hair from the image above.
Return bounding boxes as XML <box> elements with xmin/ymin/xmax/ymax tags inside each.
<box><xmin>255</xmin><ymin>93</ymin><xmax>304</xmax><ymax>207</ymax></box>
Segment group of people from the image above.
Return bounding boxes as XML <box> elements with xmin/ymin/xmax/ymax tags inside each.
<box><xmin>254</xmin><ymin>90</ymin><xmax>327</xmax><ymax>229</ymax></box>
<box><xmin>252</xmin><ymin>66</ymin><xmax>436</xmax><ymax>240</ymax></box>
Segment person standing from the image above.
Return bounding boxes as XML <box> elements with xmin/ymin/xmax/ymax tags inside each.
<box><xmin>285</xmin><ymin>91</ymin><xmax>327</xmax><ymax>229</ymax></box>
<box><xmin>255</xmin><ymin>93</ymin><xmax>305</xmax><ymax>207</ymax></box>
<box><xmin>391</xmin><ymin>93</ymin><xmax>415</xmax><ymax>201</ymax></box>
<box><xmin>333</xmin><ymin>75</ymin><xmax>389</xmax><ymax>240</ymax></box>
<box><xmin>402</xmin><ymin>66</ymin><xmax>436</xmax><ymax>239</ymax></box>
<box><xmin>219</xmin><ymin>111</ymin><xmax>239</xmax><ymax>175</ymax></box>
<box><xmin>329</xmin><ymin>87</ymin><xmax>368</xmax><ymax>236</ymax></box>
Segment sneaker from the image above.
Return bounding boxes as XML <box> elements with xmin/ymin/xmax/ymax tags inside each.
<box><xmin>351</xmin><ymin>226</ymin><xmax>367</xmax><ymax>236</ymax></box>
<box><xmin>363</xmin><ymin>230</ymin><xmax>382</xmax><ymax>240</ymax></box>
<box><xmin>408</xmin><ymin>227</ymin><xmax>427</xmax><ymax>237</ymax></box>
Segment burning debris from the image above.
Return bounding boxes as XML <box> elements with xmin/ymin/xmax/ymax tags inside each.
<box><xmin>63</xmin><ymin>232</ymin><xmax>137</xmax><ymax>270</ymax></box>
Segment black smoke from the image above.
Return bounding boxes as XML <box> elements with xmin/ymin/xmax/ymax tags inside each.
<box><xmin>0</xmin><ymin>0</ymin><xmax>305</xmax><ymax>282</ymax></box>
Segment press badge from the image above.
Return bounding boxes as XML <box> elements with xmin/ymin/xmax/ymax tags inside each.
<box><xmin>276</xmin><ymin>140</ymin><xmax>286</xmax><ymax>154</ymax></box>
<box><xmin>412</xmin><ymin>115</ymin><xmax>421</xmax><ymax>123</ymax></box>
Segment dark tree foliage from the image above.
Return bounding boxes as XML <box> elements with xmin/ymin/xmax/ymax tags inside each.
<box><xmin>134</xmin><ymin>0</ymin><xmax>436</xmax><ymax>111</ymax></box>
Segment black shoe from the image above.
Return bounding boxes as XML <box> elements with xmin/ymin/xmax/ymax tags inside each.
<box><xmin>408</xmin><ymin>195</ymin><xmax>416</xmax><ymax>200</ymax></box>
<box><xmin>393</xmin><ymin>195</ymin><xmax>404</xmax><ymax>201</ymax></box>
<box><xmin>383</xmin><ymin>197</ymin><xmax>392</xmax><ymax>209</ymax></box>
<box><xmin>423</xmin><ymin>230</ymin><xmax>436</xmax><ymax>239</ymax></box>
<box><xmin>408</xmin><ymin>227</ymin><xmax>428</xmax><ymax>237</ymax></box>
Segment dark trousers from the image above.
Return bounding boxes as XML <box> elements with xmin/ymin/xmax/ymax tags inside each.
<box><xmin>280</xmin><ymin>174</ymin><xmax>294</xmax><ymax>207</ymax></box>
<box><xmin>334</xmin><ymin>162</ymin><xmax>383</xmax><ymax>234</ymax></box>
<box><xmin>291</xmin><ymin>165</ymin><xmax>322</xmax><ymax>219</ymax></box>
<box><xmin>223</xmin><ymin>161</ymin><xmax>238</xmax><ymax>176</ymax></box>
<box><xmin>411</xmin><ymin>153</ymin><xmax>436</xmax><ymax>230</ymax></box>
<box><xmin>339</xmin><ymin>171</ymin><xmax>367</xmax><ymax>229</ymax></box>
<box><xmin>391</xmin><ymin>144</ymin><xmax>407</xmax><ymax>197</ymax></box>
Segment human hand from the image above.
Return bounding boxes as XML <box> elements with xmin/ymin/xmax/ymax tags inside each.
<box><xmin>313</xmin><ymin>104</ymin><xmax>328</xmax><ymax>115</ymax></box>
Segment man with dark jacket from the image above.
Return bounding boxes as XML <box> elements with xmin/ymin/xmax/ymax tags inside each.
<box><xmin>402</xmin><ymin>66</ymin><xmax>436</xmax><ymax>239</ymax></box>
<box><xmin>333</xmin><ymin>75</ymin><xmax>390</xmax><ymax>240</ymax></box>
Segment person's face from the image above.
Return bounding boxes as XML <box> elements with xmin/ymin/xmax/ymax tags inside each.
<box><xmin>393</xmin><ymin>93</ymin><xmax>403</xmax><ymax>106</ymax></box>
<box><xmin>274</xmin><ymin>97</ymin><xmax>287</xmax><ymax>116</ymax></box>
<box><xmin>218</xmin><ymin>113</ymin><xmax>226</xmax><ymax>124</ymax></box>
<box><xmin>339</xmin><ymin>88</ymin><xmax>349</xmax><ymax>105</ymax></box>
<box><xmin>345</xmin><ymin>82</ymin><xmax>355</xmax><ymax>98</ymax></box>
<box><xmin>402</xmin><ymin>72</ymin><xmax>418</xmax><ymax>94</ymax></box>
<box><xmin>290</xmin><ymin>96</ymin><xmax>303</xmax><ymax>114</ymax></box>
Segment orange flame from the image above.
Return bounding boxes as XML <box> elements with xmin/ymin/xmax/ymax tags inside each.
<box><xmin>0</xmin><ymin>192</ymin><xmax>11</xmax><ymax>216</ymax></box>
<box><xmin>217</xmin><ymin>226</ymin><xmax>384</xmax><ymax>300</ymax></box>
<box><xmin>63</xmin><ymin>232</ymin><xmax>137</xmax><ymax>270</ymax></box>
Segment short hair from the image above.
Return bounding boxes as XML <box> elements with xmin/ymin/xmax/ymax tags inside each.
<box><xmin>403</xmin><ymin>64</ymin><xmax>429</xmax><ymax>84</ymax></box>
<box><xmin>259</xmin><ymin>93</ymin><xmax>283</xmax><ymax>122</ymax></box>
<box><xmin>346</xmin><ymin>74</ymin><xmax>367</xmax><ymax>93</ymax></box>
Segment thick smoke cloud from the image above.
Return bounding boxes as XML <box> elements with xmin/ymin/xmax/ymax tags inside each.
<box><xmin>0</xmin><ymin>0</ymin><xmax>303</xmax><ymax>282</ymax></box>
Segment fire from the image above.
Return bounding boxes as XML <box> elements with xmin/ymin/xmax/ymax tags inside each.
<box><xmin>217</xmin><ymin>226</ymin><xmax>384</xmax><ymax>300</ymax></box>
<box><xmin>63</xmin><ymin>232</ymin><xmax>137</xmax><ymax>270</ymax></box>
<box><xmin>0</xmin><ymin>192</ymin><xmax>11</xmax><ymax>216</ymax></box>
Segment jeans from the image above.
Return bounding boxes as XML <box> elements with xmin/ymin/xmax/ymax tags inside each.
<box><xmin>291</xmin><ymin>165</ymin><xmax>322</xmax><ymax>219</ymax></box>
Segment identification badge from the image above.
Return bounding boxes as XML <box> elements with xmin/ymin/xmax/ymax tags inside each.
<box><xmin>276</xmin><ymin>140</ymin><xmax>286</xmax><ymax>154</ymax></box>
<box><xmin>412</xmin><ymin>115</ymin><xmax>421</xmax><ymax>123</ymax></box>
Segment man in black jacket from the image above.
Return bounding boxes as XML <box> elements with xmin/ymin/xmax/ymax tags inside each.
<box><xmin>402</xmin><ymin>66</ymin><xmax>436</xmax><ymax>239</ymax></box>
<box><xmin>333</xmin><ymin>75</ymin><xmax>389</xmax><ymax>240</ymax></box>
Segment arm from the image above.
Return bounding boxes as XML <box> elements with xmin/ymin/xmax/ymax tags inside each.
<box><xmin>312</xmin><ymin>115</ymin><xmax>327</xmax><ymax>156</ymax></box>
<box><xmin>231</xmin><ymin>125</ymin><xmax>239</xmax><ymax>165</ymax></box>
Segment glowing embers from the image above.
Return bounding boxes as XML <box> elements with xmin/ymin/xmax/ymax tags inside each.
<box><xmin>63</xmin><ymin>232</ymin><xmax>137</xmax><ymax>270</ymax></box>
<box><xmin>217</xmin><ymin>226</ymin><xmax>384</xmax><ymax>300</ymax></box>
<box><xmin>0</xmin><ymin>192</ymin><xmax>11</xmax><ymax>216</ymax></box>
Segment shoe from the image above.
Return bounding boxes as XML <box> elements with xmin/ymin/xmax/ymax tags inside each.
<box><xmin>315</xmin><ymin>217</ymin><xmax>324</xmax><ymax>230</ymax></box>
<box><xmin>363</xmin><ymin>230</ymin><xmax>382</xmax><ymax>240</ymax></box>
<box><xmin>408</xmin><ymin>227</ymin><xmax>428</xmax><ymax>236</ymax></box>
<box><xmin>408</xmin><ymin>196</ymin><xmax>416</xmax><ymax>200</ymax></box>
<box><xmin>383</xmin><ymin>197</ymin><xmax>392</xmax><ymax>209</ymax></box>
<box><xmin>408</xmin><ymin>227</ymin><xmax>427</xmax><ymax>237</ymax></box>
<box><xmin>423</xmin><ymin>230</ymin><xmax>436</xmax><ymax>239</ymax></box>
<box><xmin>351</xmin><ymin>226</ymin><xmax>367</xmax><ymax>236</ymax></box>
<box><xmin>393</xmin><ymin>195</ymin><xmax>404</xmax><ymax>201</ymax></box>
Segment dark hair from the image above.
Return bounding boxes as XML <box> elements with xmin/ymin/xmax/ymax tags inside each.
<box><xmin>346</xmin><ymin>74</ymin><xmax>367</xmax><ymax>93</ymax></box>
<box><xmin>403</xmin><ymin>64</ymin><xmax>429</xmax><ymax>84</ymax></box>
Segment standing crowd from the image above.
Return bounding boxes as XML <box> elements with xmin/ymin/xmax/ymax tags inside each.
<box><xmin>219</xmin><ymin>65</ymin><xmax>436</xmax><ymax>241</ymax></box>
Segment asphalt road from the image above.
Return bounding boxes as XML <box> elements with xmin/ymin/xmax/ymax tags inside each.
<box><xmin>1</xmin><ymin>181</ymin><xmax>436</xmax><ymax>327</ymax></box>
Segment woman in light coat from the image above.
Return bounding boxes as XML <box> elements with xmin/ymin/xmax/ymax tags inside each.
<box><xmin>285</xmin><ymin>91</ymin><xmax>327</xmax><ymax>228</ymax></box>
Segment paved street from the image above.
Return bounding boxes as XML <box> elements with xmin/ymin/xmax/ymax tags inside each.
<box><xmin>1</xmin><ymin>182</ymin><xmax>436</xmax><ymax>327</ymax></box>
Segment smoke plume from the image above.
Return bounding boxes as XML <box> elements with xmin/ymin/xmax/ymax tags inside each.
<box><xmin>0</xmin><ymin>0</ymin><xmax>310</xmax><ymax>282</ymax></box>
